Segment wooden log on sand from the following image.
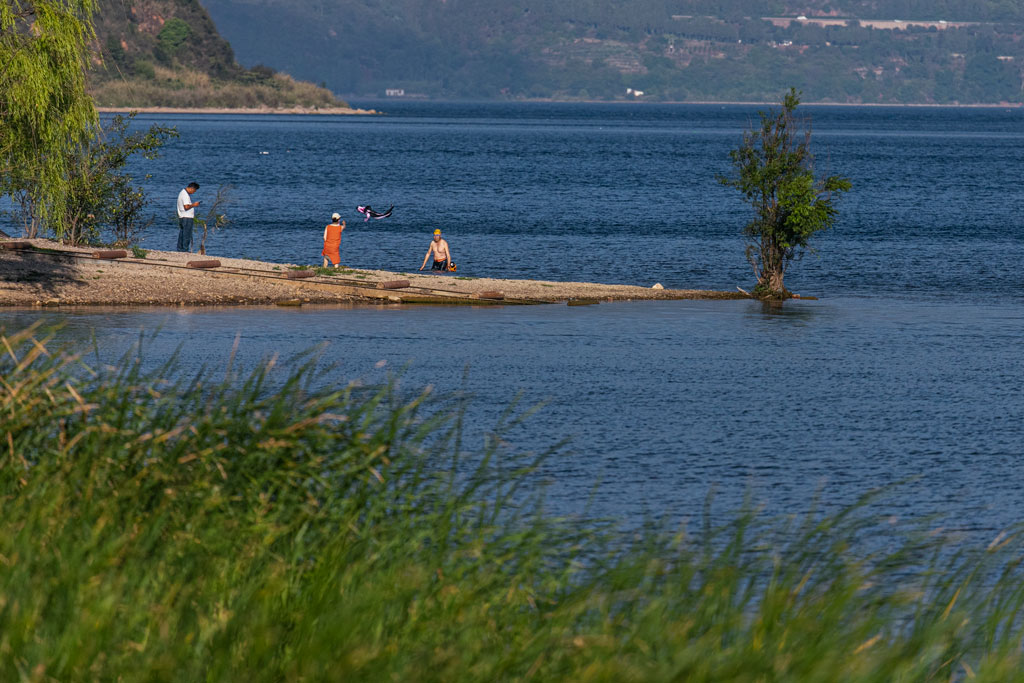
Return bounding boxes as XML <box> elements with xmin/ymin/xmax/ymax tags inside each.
<box><xmin>474</xmin><ymin>291</ymin><xmax>505</xmax><ymax>300</ymax></box>
<box><xmin>0</xmin><ymin>242</ymin><xmax>31</xmax><ymax>250</ymax></box>
<box><xmin>187</xmin><ymin>260</ymin><xmax>221</xmax><ymax>269</ymax></box>
<box><xmin>285</xmin><ymin>269</ymin><xmax>315</xmax><ymax>279</ymax></box>
<box><xmin>377</xmin><ymin>279</ymin><xmax>411</xmax><ymax>289</ymax></box>
<box><xmin>92</xmin><ymin>249</ymin><xmax>128</xmax><ymax>259</ymax></box>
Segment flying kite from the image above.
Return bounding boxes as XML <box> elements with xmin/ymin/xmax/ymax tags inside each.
<box><xmin>357</xmin><ymin>205</ymin><xmax>393</xmax><ymax>221</ymax></box>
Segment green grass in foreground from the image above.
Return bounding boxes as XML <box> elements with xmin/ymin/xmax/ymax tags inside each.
<box><xmin>3</xmin><ymin>324</ymin><xmax>1024</xmax><ymax>680</ymax></box>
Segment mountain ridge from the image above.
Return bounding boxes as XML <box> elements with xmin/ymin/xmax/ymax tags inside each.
<box><xmin>201</xmin><ymin>0</ymin><xmax>1024</xmax><ymax>104</ymax></box>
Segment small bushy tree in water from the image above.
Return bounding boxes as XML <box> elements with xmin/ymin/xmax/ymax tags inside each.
<box><xmin>719</xmin><ymin>89</ymin><xmax>851</xmax><ymax>298</ymax></box>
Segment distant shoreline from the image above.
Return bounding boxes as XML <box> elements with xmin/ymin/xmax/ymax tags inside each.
<box><xmin>662</xmin><ymin>100</ymin><xmax>1023</xmax><ymax>108</ymax></box>
<box><xmin>349</xmin><ymin>97</ymin><xmax>1023</xmax><ymax>110</ymax></box>
<box><xmin>97</xmin><ymin>101</ymin><xmax>1023</xmax><ymax>114</ymax></box>
<box><xmin>95</xmin><ymin>106</ymin><xmax>379</xmax><ymax>115</ymax></box>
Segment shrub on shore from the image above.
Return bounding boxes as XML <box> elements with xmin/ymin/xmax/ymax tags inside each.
<box><xmin>2</xmin><ymin>324</ymin><xmax>1024</xmax><ymax>680</ymax></box>
<box><xmin>90</xmin><ymin>66</ymin><xmax>348</xmax><ymax>110</ymax></box>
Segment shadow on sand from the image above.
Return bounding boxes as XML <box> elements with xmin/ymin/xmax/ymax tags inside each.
<box><xmin>0</xmin><ymin>245</ymin><xmax>83</xmax><ymax>300</ymax></box>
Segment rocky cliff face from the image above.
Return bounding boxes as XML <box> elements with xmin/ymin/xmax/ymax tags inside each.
<box><xmin>89</xmin><ymin>0</ymin><xmax>347</xmax><ymax>108</ymax></box>
<box><xmin>94</xmin><ymin>0</ymin><xmax>239</xmax><ymax>81</ymax></box>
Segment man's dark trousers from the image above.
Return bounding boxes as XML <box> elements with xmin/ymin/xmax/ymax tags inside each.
<box><xmin>177</xmin><ymin>217</ymin><xmax>193</xmax><ymax>252</ymax></box>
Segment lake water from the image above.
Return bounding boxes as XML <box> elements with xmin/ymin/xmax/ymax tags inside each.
<box><xmin>2</xmin><ymin>103</ymin><xmax>1023</xmax><ymax>529</ymax></box>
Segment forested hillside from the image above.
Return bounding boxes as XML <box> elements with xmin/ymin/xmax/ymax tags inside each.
<box><xmin>90</xmin><ymin>0</ymin><xmax>348</xmax><ymax>108</ymax></box>
<box><xmin>201</xmin><ymin>0</ymin><xmax>1024</xmax><ymax>103</ymax></box>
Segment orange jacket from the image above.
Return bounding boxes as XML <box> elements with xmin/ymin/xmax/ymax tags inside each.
<box><xmin>322</xmin><ymin>223</ymin><xmax>343</xmax><ymax>255</ymax></box>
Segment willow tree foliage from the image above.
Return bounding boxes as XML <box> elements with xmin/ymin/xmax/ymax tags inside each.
<box><xmin>719</xmin><ymin>89</ymin><xmax>851</xmax><ymax>298</ymax></box>
<box><xmin>1</xmin><ymin>0</ymin><xmax>99</xmax><ymax>239</ymax></box>
<box><xmin>64</xmin><ymin>113</ymin><xmax>178</xmax><ymax>246</ymax></box>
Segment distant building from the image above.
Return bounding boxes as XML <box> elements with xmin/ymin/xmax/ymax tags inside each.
<box><xmin>385</xmin><ymin>88</ymin><xmax>405</xmax><ymax>97</ymax></box>
<box><xmin>626</xmin><ymin>88</ymin><xmax>644</xmax><ymax>97</ymax></box>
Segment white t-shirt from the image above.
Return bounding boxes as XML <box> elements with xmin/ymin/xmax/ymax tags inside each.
<box><xmin>176</xmin><ymin>188</ymin><xmax>194</xmax><ymax>218</ymax></box>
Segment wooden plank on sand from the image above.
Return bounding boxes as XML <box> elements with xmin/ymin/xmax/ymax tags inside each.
<box><xmin>285</xmin><ymin>269</ymin><xmax>315</xmax><ymax>279</ymax></box>
<box><xmin>92</xmin><ymin>249</ymin><xmax>128</xmax><ymax>259</ymax></box>
<box><xmin>377</xmin><ymin>279</ymin><xmax>411</xmax><ymax>289</ymax></box>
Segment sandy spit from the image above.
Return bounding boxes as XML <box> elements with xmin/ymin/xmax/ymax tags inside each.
<box><xmin>0</xmin><ymin>239</ymin><xmax>747</xmax><ymax>308</ymax></box>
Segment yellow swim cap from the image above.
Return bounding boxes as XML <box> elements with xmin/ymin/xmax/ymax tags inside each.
<box><xmin>433</xmin><ymin>229</ymin><xmax>441</xmax><ymax>235</ymax></box>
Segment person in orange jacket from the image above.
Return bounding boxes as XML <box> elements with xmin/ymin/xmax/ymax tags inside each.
<box><xmin>322</xmin><ymin>213</ymin><xmax>345</xmax><ymax>268</ymax></box>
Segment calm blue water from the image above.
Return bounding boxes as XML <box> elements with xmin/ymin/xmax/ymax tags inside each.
<box><xmin>1</xmin><ymin>297</ymin><xmax>1021</xmax><ymax>530</ymax></box>
<box><xmin>3</xmin><ymin>103</ymin><xmax>1023</xmax><ymax>528</ymax></box>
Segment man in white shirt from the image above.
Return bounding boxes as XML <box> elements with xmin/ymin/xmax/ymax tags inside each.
<box><xmin>176</xmin><ymin>182</ymin><xmax>200</xmax><ymax>252</ymax></box>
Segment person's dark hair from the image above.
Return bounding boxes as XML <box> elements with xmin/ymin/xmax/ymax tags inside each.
<box><xmin>187</xmin><ymin>182</ymin><xmax>200</xmax><ymax>191</ymax></box>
